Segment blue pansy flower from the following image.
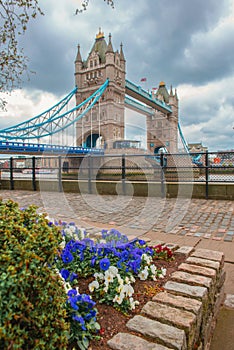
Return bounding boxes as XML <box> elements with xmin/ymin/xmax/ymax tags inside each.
<box><xmin>73</xmin><ymin>316</ymin><xmax>86</xmax><ymax>330</ymax></box>
<box><xmin>91</xmin><ymin>256</ymin><xmax>97</xmax><ymax>267</ymax></box>
<box><xmin>70</xmin><ymin>272</ymin><xmax>78</xmax><ymax>282</ymax></box>
<box><xmin>68</xmin><ymin>296</ymin><xmax>79</xmax><ymax>310</ymax></box>
<box><xmin>61</xmin><ymin>250</ymin><xmax>74</xmax><ymax>263</ymax></box>
<box><xmin>138</xmin><ymin>239</ymin><xmax>146</xmax><ymax>246</ymax></box>
<box><xmin>60</xmin><ymin>268</ymin><xmax>70</xmax><ymax>281</ymax></box>
<box><xmin>67</xmin><ymin>289</ymin><xmax>78</xmax><ymax>297</ymax></box>
<box><xmin>99</xmin><ymin>258</ymin><xmax>110</xmax><ymax>271</ymax></box>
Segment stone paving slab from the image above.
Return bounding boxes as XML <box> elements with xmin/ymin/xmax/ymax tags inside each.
<box><xmin>126</xmin><ymin>315</ymin><xmax>187</xmax><ymax>350</ymax></box>
<box><xmin>186</xmin><ymin>257</ymin><xmax>220</xmax><ymax>271</ymax></box>
<box><xmin>142</xmin><ymin>301</ymin><xmax>196</xmax><ymax>330</ymax></box>
<box><xmin>152</xmin><ymin>292</ymin><xmax>202</xmax><ymax>316</ymax></box>
<box><xmin>171</xmin><ymin>271</ymin><xmax>213</xmax><ymax>290</ymax></box>
<box><xmin>164</xmin><ymin>281</ymin><xmax>208</xmax><ymax>300</ymax></box>
<box><xmin>107</xmin><ymin>333</ymin><xmax>173</xmax><ymax>350</ymax></box>
<box><xmin>191</xmin><ymin>249</ymin><xmax>224</xmax><ymax>264</ymax></box>
<box><xmin>178</xmin><ymin>263</ymin><xmax>216</xmax><ymax>279</ymax></box>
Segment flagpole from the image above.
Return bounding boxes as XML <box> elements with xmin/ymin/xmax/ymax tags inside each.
<box><xmin>140</xmin><ymin>77</ymin><xmax>147</xmax><ymax>91</ymax></box>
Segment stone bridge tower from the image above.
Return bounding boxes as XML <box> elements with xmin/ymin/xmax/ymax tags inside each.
<box><xmin>75</xmin><ymin>29</ymin><xmax>126</xmax><ymax>149</ymax></box>
<box><xmin>147</xmin><ymin>82</ymin><xmax>179</xmax><ymax>154</ymax></box>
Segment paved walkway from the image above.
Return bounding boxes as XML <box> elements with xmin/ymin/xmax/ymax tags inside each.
<box><xmin>0</xmin><ymin>190</ymin><xmax>233</xmax><ymax>291</ymax></box>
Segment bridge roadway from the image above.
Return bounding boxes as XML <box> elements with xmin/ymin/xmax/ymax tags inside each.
<box><xmin>0</xmin><ymin>140</ymin><xmax>104</xmax><ymax>155</ymax></box>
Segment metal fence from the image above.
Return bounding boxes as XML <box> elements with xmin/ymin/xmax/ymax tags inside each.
<box><xmin>0</xmin><ymin>151</ymin><xmax>233</xmax><ymax>195</ymax></box>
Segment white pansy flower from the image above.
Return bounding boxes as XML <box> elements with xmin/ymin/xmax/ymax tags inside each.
<box><xmin>88</xmin><ymin>280</ymin><xmax>99</xmax><ymax>292</ymax></box>
<box><xmin>64</xmin><ymin>228</ymin><xmax>73</xmax><ymax>236</ymax></box>
<box><xmin>117</xmin><ymin>274</ymin><xmax>124</xmax><ymax>286</ymax></box>
<box><xmin>150</xmin><ymin>264</ymin><xmax>157</xmax><ymax>274</ymax></box>
<box><xmin>130</xmin><ymin>275</ymin><xmax>136</xmax><ymax>283</ymax></box>
<box><xmin>159</xmin><ymin>267</ymin><xmax>167</xmax><ymax>278</ymax></box>
<box><xmin>109</xmin><ymin>266</ymin><xmax>118</xmax><ymax>276</ymax></box>
<box><xmin>94</xmin><ymin>272</ymin><xmax>104</xmax><ymax>280</ymax></box>
<box><xmin>129</xmin><ymin>297</ymin><xmax>139</xmax><ymax>310</ymax></box>
<box><xmin>105</xmin><ymin>273</ymin><xmax>114</xmax><ymax>284</ymax></box>
<box><xmin>103</xmin><ymin>281</ymin><xmax>109</xmax><ymax>293</ymax></box>
<box><xmin>59</xmin><ymin>239</ymin><xmax>66</xmax><ymax>249</ymax></box>
<box><xmin>79</xmin><ymin>229</ymin><xmax>85</xmax><ymax>240</ymax></box>
<box><xmin>63</xmin><ymin>282</ymin><xmax>72</xmax><ymax>293</ymax></box>
<box><xmin>138</xmin><ymin>267</ymin><xmax>149</xmax><ymax>280</ymax></box>
<box><xmin>113</xmin><ymin>294</ymin><xmax>124</xmax><ymax>305</ymax></box>
<box><xmin>116</xmin><ymin>284</ymin><xmax>124</xmax><ymax>294</ymax></box>
<box><xmin>125</xmin><ymin>276</ymin><xmax>130</xmax><ymax>284</ymax></box>
<box><xmin>141</xmin><ymin>253</ymin><xmax>152</xmax><ymax>265</ymax></box>
<box><xmin>105</xmin><ymin>270</ymin><xmax>114</xmax><ymax>282</ymax></box>
<box><xmin>123</xmin><ymin>284</ymin><xmax>134</xmax><ymax>297</ymax></box>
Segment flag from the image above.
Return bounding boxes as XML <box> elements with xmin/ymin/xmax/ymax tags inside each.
<box><xmin>152</xmin><ymin>87</ymin><xmax>158</xmax><ymax>91</ymax></box>
<box><xmin>140</xmin><ymin>77</ymin><xmax>147</xmax><ymax>82</ymax></box>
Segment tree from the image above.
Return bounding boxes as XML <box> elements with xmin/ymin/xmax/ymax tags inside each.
<box><xmin>0</xmin><ymin>0</ymin><xmax>114</xmax><ymax>109</ymax></box>
<box><xmin>75</xmin><ymin>0</ymin><xmax>114</xmax><ymax>14</ymax></box>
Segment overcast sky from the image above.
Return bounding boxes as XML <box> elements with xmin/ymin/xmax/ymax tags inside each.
<box><xmin>1</xmin><ymin>0</ymin><xmax>234</xmax><ymax>151</ymax></box>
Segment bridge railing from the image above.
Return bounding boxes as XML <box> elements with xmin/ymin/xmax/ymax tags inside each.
<box><xmin>0</xmin><ymin>151</ymin><xmax>233</xmax><ymax>198</ymax></box>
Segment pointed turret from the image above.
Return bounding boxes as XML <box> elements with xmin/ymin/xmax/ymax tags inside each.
<box><xmin>170</xmin><ymin>85</ymin><xmax>173</xmax><ymax>96</ymax></box>
<box><xmin>75</xmin><ymin>44</ymin><xmax>83</xmax><ymax>86</ymax></box>
<box><xmin>156</xmin><ymin>81</ymin><xmax>169</xmax><ymax>103</ymax></box>
<box><xmin>75</xmin><ymin>44</ymin><xmax>82</xmax><ymax>63</ymax></box>
<box><xmin>120</xmin><ymin>42</ymin><xmax>125</xmax><ymax>61</ymax></box>
<box><xmin>106</xmin><ymin>33</ymin><xmax>114</xmax><ymax>53</ymax></box>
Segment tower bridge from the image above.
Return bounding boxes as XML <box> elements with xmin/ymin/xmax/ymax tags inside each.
<box><xmin>0</xmin><ymin>29</ymin><xmax>182</xmax><ymax>156</ymax></box>
<box><xmin>75</xmin><ymin>29</ymin><xmax>178</xmax><ymax>153</ymax></box>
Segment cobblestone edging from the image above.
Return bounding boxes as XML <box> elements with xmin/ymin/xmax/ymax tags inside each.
<box><xmin>107</xmin><ymin>247</ymin><xmax>225</xmax><ymax>350</ymax></box>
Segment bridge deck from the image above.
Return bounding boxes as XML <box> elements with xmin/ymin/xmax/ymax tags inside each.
<box><xmin>125</xmin><ymin>80</ymin><xmax>172</xmax><ymax>114</ymax></box>
<box><xmin>0</xmin><ymin>141</ymin><xmax>104</xmax><ymax>155</ymax></box>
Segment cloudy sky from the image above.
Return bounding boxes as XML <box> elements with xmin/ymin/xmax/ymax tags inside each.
<box><xmin>1</xmin><ymin>0</ymin><xmax>234</xmax><ymax>151</ymax></box>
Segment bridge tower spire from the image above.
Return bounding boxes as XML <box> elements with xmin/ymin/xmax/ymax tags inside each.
<box><xmin>74</xmin><ymin>29</ymin><xmax>126</xmax><ymax>149</ymax></box>
<box><xmin>147</xmin><ymin>81</ymin><xmax>178</xmax><ymax>153</ymax></box>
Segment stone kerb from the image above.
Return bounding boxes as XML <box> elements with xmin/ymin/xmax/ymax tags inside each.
<box><xmin>108</xmin><ymin>248</ymin><xmax>225</xmax><ymax>350</ymax></box>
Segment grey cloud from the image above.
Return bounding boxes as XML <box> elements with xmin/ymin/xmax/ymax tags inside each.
<box><xmin>2</xmin><ymin>0</ymin><xmax>234</xmax><ymax>151</ymax></box>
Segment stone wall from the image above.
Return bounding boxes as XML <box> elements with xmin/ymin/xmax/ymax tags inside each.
<box><xmin>1</xmin><ymin>179</ymin><xmax>233</xmax><ymax>200</ymax></box>
<box><xmin>108</xmin><ymin>247</ymin><xmax>225</xmax><ymax>350</ymax></box>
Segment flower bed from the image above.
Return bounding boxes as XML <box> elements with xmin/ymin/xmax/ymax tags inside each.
<box><xmin>54</xmin><ymin>221</ymin><xmax>179</xmax><ymax>350</ymax></box>
<box><xmin>0</xmin><ymin>200</ymin><xmax>180</xmax><ymax>350</ymax></box>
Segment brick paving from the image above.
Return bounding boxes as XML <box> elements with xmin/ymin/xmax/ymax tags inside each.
<box><xmin>0</xmin><ymin>190</ymin><xmax>233</xmax><ymax>242</ymax></box>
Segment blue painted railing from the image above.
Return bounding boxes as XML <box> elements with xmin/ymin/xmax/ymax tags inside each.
<box><xmin>0</xmin><ymin>140</ymin><xmax>104</xmax><ymax>155</ymax></box>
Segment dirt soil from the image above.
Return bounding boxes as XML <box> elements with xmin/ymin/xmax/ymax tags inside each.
<box><xmin>77</xmin><ymin>254</ymin><xmax>186</xmax><ymax>350</ymax></box>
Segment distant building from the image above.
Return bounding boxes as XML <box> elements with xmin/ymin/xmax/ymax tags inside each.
<box><xmin>188</xmin><ymin>142</ymin><xmax>208</xmax><ymax>153</ymax></box>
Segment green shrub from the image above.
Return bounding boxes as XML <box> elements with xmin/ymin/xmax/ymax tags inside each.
<box><xmin>0</xmin><ymin>199</ymin><xmax>69</xmax><ymax>350</ymax></box>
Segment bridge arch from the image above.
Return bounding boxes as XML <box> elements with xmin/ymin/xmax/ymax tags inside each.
<box><xmin>154</xmin><ymin>146</ymin><xmax>168</xmax><ymax>154</ymax></box>
<box><xmin>78</xmin><ymin>130</ymin><xmax>105</xmax><ymax>149</ymax></box>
